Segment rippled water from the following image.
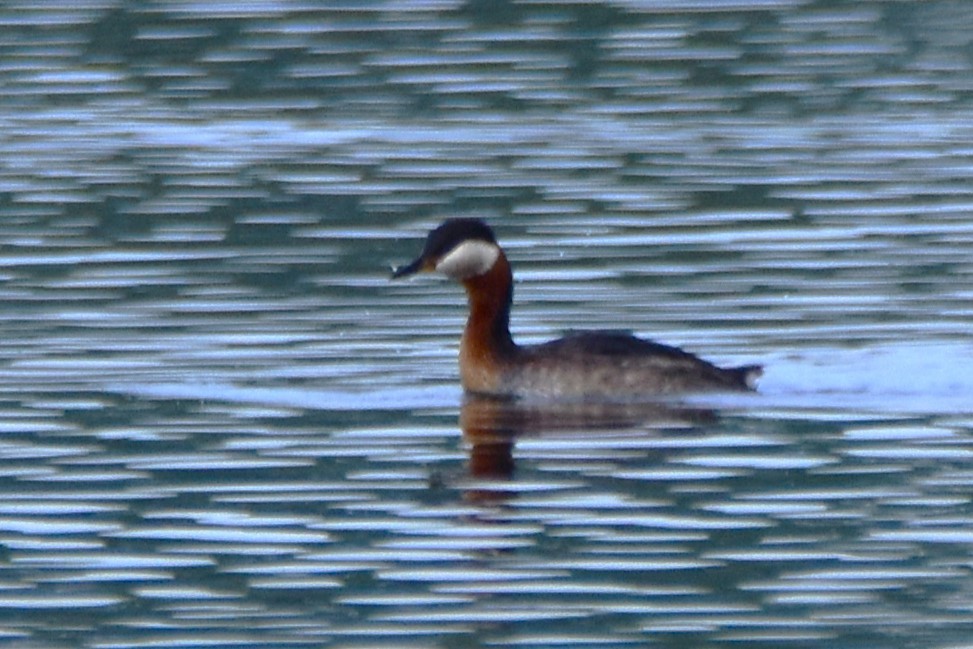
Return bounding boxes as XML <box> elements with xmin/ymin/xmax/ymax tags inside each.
<box><xmin>2</xmin><ymin>1</ymin><xmax>973</xmax><ymax>647</ymax></box>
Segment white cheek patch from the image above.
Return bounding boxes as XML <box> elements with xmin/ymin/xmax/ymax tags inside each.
<box><xmin>435</xmin><ymin>240</ymin><xmax>500</xmax><ymax>279</ymax></box>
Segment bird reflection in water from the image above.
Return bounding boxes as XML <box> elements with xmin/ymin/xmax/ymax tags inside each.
<box><xmin>458</xmin><ymin>395</ymin><xmax>718</xmax><ymax>505</ymax></box>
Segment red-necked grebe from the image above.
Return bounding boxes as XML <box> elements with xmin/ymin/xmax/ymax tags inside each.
<box><xmin>393</xmin><ymin>218</ymin><xmax>761</xmax><ymax>399</ymax></box>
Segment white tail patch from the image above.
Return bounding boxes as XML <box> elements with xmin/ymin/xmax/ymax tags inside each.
<box><xmin>435</xmin><ymin>240</ymin><xmax>500</xmax><ymax>279</ymax></box>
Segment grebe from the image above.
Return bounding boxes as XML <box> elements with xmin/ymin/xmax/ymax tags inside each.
<box><xmin>392</xmin><ymin>218</ymin><xmax>761</xmax><ymax>399</ymax></box>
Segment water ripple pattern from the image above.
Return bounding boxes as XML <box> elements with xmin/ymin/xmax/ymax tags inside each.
<box><xmin>1</xmin><ymin>1</ymin><xmax>973</xmax><ymax>648</ymax></box>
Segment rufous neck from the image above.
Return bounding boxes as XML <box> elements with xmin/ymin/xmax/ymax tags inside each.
<box><xmin>461</xmin><ymin>251</ymin><xmax>517</xmax><ymax>356</ymax></box>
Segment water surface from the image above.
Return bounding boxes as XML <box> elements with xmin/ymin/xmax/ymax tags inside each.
<box><xmin>2</xmin><ymin>1</ymin><xmax>973</xmax><ymax>647</ymax></box>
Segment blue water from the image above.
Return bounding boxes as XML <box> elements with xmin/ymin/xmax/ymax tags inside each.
<box><xmin>2</xmin><ymin>1</ymin><xmax>973</xmax><ymax>648</ymax></box>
